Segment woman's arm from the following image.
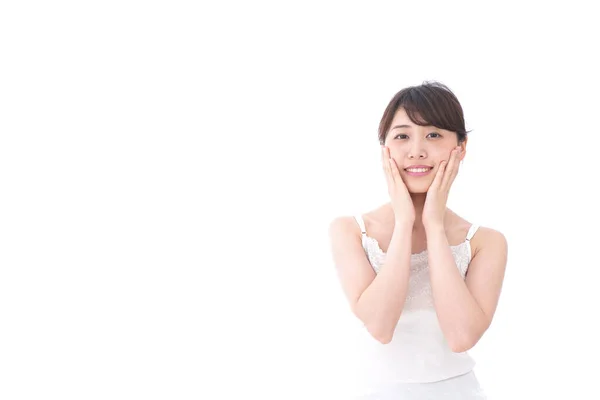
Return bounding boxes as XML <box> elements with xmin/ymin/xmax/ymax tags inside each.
<box><xmin>426</xmin><ymin>225</ymin><xmax>508</xmax><ymax>352</ymax></box>
<box><xmin>329</xmin><ymin>216</ymin><xmax>413</xmax><ymax>344</ymax></box>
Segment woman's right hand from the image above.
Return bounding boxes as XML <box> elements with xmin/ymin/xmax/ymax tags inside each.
<box><xmin>382</xmin><ymin>146</ymin><xmax>415</xmax><ymax>224</ymax></box>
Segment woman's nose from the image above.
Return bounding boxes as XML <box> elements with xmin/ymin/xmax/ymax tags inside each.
<box><xmin>408</xmin><ymin>143</ymin><xmax>427</xmax><ymax>159</ymax></box>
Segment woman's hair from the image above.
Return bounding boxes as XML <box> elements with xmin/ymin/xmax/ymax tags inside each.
<box><xmin>378</xmin><ymin>81</ymin><xmax>469</xmax><ymax>145</ymax></box>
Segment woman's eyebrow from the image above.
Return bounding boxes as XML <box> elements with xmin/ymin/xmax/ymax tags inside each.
<box><xmin>390</xmin><ymin>124</ymin><xmax>411</xmax><ymax>130</ymax></box>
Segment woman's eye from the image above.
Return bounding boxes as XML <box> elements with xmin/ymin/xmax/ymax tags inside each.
<box><xmin>395</xmin><ymin>134</ymin><xmax>409</xmax><ymax>139</ymax></box>
<box><xmin>427</xmin><ymin>132</ymin><xmax>441</xmax><ymax>138</ymax></box>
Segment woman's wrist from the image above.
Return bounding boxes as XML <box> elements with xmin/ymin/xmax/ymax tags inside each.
<box><xmin>394</xmin><ymin>218</ymin><xmax>414</xmax><ymax>230</ymax></box>
<box><xmin>424</xmin><ymin>223</ymin><xmax>445</xmax><ymax>237</ymax></box>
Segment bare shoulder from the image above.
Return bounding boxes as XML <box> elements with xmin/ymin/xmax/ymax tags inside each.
<box><xmin>328</xmin><ymin>215</ymin><xmax>365</xmax><ymax>253</ymax></box>
<box><xmin>328</xmin><ymin>206</ymin><xmax>387</xmax><ymax>240</ymax></box>
<box><xmin>472</xmin><ymin>225</ymin><xmax>508</xmax><ymax>258</ymax></box>
<box><xmin>328</xmin><ymin>215</ymin><xmax>360</xmax><ymax>238</ymax></box>
<box><xmin>449</xmin><ymin>210</ymin><xmax>507</xmax><ymax>259</ymax></box>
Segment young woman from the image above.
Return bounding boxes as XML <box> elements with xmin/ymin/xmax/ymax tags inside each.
<box><xmin>328</xmin><ymin>82</ymin><xmax>508</xmax><ymax>399</ymax></box>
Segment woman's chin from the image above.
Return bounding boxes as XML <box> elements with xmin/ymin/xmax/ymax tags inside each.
<box><xmin>405</xmin><ymin>183</ymin><xmax>431</xmax><ymax>194</ymax></box>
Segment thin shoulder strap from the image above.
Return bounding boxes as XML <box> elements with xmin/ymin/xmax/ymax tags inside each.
<box><xmin>354</xmin><ymin>215</ymin><xmax>367</xmax><ymax>235</ymax></box>
<box><xmin>466</xmin><ymin>224</ymin><xmax>479</xmax><ymax>241</ymax></box>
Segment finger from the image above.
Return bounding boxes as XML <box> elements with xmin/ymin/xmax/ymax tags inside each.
<box><xmin>385</xmin><ymin>147</ymin><xmax>398</xmax><ymax>184</ymax></box>
<box><xmin>382</xmin><ymin>146</ymin><xmax>393</xmax><ymax>184</ymax></box>
<box><xmin>393</xmin><ymin>158</ymin><xmax>411</xmax><ymax>189</ymax></box>
<box><xmin>442</xmin><ymin>148</ymin><xmax>461</xmax><ymax>189</ymax></box>
<box><xmin>389</xmin><ymin>157</ymin><xmax>401</xmax><ymax>183</ymax></box>
<box><xmin>449</xmin><ymin>148</ymin><xmax>462</xmax><ymax>185</ymax></box>
<box><xmin>431</xmin><ymin>159</ymin><xmax>446</xmax><ymax>190</ymax></box>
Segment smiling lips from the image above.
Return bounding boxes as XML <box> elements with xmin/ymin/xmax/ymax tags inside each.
<box><xmin>404</xmin><ymin>165</ymin><xmax>433</xmax><ymax>176</ymax></box>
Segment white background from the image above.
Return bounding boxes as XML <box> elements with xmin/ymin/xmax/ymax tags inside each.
<box><xmin>1</xmin><ymin>1</ymin><xmax>599</xmax><ymax>399</ymax></box>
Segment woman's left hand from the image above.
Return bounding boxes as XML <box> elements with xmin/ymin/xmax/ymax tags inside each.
<box><xmin>423</xmin><ymin>146</ymin><xmax>462</xmax><ymax>229</ymax></box>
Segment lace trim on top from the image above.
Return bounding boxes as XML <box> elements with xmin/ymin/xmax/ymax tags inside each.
<box><xmin>361</xmin><ymin>235</ymin><xmax>472</xmax><ymax>311</ymax></box>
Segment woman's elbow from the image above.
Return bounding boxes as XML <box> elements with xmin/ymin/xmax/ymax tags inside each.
<box><xmin>352</xmin><ymin>306</ymin><xmax>395</xmax><ymax>344</ymax></box>
<box><xmin>449</xmin><ymin>341</ymin><xmax>473</xmax><ymax>353</ymax></box>
<box><xmin>448</xmin><ymin>334</ymin><xmax>479</xmax><ymax>353</ymax></box>
<box><xmin>376</xmin><ymin>333</ymin><xmax>393</xmax><ymax>344</ymax></box>
<box><xmin>365</xmin><ymin>323</ymin><xmax>393</xmax><ymax>344</ymax></box>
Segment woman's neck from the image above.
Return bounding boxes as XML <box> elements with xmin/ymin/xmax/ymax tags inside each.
<box><xmin>382</xmin><ymin>193</ymin><xmax>449</xmax><ymax>232</ymax></box>
<box><xmin>410</xmin><ymin>193</ymin><xmax>427</xmax><ymax>226</ymax></box>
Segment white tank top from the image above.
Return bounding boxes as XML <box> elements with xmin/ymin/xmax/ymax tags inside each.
<box><xmin>347</xmin><ymin>215</ymin><xmax>480</xmax><ymax>394</ymax></box>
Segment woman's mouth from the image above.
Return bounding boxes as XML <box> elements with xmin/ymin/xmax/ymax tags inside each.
<box><xmin>404</xmin><ymin>166</ymin><xmax>433</xmax><ymax>176</ymax></box>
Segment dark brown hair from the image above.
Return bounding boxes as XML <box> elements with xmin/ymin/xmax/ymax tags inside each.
<box><xmin>378</xmin><ymin>81</ymin><xmax>469</xmax><ymax>145</ymax></box>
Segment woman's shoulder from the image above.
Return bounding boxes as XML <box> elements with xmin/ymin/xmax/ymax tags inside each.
<box><xmin>469</xmin><ymin>224</ymin><xmax>508</xmax><ymax>258</ymax></box>
<box><xmin>330</xmin><ymin>204</ymin><xmax>388</xmax><ymax>226</ymax></box>
<box><xmin>329</xmin><ymin>204</ymin><xmax>392</xmax><ymax>236</ymax></box>
<box><xmin>328</xmin><ymin>215</ymin><xmax>360</xmax><ymax>239</ymax></box>
<box><xmin>474</xmin><ymin>225</ymin><xmax>507</xmax><ymax>248</ymax></box>
<box><xmin>449</xmin><ymin>211</ymin><xmax>507</xmax><ymax>253</ymax></box>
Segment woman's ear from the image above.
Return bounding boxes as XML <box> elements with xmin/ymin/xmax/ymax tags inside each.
<box><xmin>459</xmin><ymin>137</ymin><xmax>468</xmax><ymax>161</ymax></box>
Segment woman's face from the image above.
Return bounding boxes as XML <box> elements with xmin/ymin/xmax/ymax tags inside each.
<box><xmin>384</xmin><ymin>107</ymin><xmax>466</xmax><ymax>194</ymax></box>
